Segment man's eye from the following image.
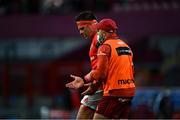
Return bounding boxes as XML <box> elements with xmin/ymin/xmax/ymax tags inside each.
<box><xmin>80</xmin><ymin>27</ymin><xmax>84</xmax><ymax>30</ymax></box>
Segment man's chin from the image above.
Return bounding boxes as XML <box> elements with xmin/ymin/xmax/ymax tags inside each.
<box><xmin>83</xmin><ymin>36</ymin><xmax>88</xmax><ymax>39</ymax></box>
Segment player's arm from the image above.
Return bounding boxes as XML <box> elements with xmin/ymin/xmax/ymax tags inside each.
<box><xmin>89</xmin><ymin>44</ymin><xmax>111</xmax><ymax>81</ymax></box>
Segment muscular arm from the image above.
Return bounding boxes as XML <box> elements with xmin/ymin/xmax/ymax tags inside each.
<box><xmin>90</xmin><ymin>44</ymin><xmax>111</xmax><ymax>81</ymax></box>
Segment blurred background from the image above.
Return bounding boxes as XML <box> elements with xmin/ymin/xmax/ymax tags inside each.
<box><xmin>0</xmin><ymin>0</ymin><xmax>180</xmax><ymax>119</ymax></box>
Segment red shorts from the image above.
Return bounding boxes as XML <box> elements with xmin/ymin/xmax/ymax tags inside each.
<box><xmin>95</xmin><ymin>96</ymin><xmax>132</xmax><ymax>119</ymax></box>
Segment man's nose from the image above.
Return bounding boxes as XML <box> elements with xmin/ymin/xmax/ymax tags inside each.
<box><xmin>80</xmin><ymin>31</ymin><xmax>84</xmax><ymax>35</ymax></box>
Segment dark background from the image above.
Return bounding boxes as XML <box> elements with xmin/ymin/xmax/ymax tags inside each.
<box><xmin>0</xmin><ymin>0</ymin><xmax>180</xmax><ymax>119</ymax></box>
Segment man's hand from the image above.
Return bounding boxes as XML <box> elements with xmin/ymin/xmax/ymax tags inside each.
<box><xmin>65</xmin><ymin>74</ymin><xmax>84</xmax><ymax>89</ymax></box>
<box><xmin>81</xmin><ymin>81</ymin><xmax>101</xmax><ymax>95</ymax></box>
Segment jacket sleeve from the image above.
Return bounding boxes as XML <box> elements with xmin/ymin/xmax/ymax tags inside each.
<box><xmin>90</xmin><ymin>44</ymin><xmax>111</xmax><ymax>81</ymax></box>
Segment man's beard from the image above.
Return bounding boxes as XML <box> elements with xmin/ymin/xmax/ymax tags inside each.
<box><xmin>82</xmin><ymin>34</ymin><xmax>89</xmax><ymax>39</ymax></box>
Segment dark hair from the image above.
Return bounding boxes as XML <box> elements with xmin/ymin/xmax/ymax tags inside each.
<box><xmin>75</xmin><ymin>11</ymin><xmax>97</xmax><ymax>21</ymax></box>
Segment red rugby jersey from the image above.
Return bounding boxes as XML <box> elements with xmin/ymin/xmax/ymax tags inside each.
<box><xmin>89</xmin><ymin>33</ymin><xmax>98</xmax><ymax>70</ymax></box>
